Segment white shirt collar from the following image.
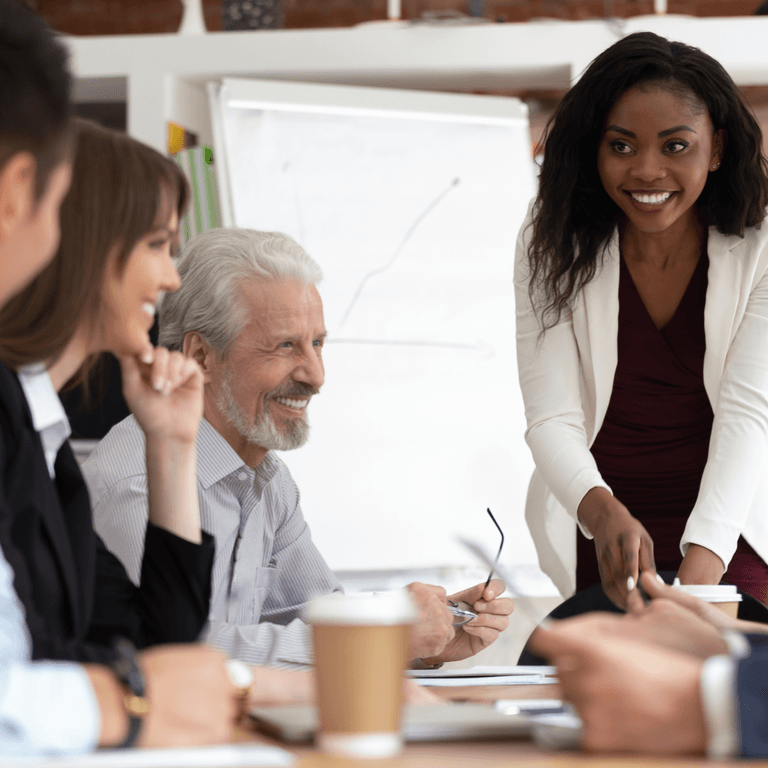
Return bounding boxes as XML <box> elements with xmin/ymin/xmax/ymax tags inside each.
<box><xmin>17</xmin><ymin>363</ymin><xmax>71</xmax><ymax>479</ymax></box>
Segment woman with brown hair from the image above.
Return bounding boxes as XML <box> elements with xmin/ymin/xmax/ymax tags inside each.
<box><xmin>0</xmin><ymin>116</ymin><xmax>216</xmax><ymax>665</ymax></box>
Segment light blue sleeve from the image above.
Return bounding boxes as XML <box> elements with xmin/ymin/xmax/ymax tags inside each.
<box><xmin>0</xmin><ymin>548</ymin><xmax>100</xmax><ymax>756</ymax></box>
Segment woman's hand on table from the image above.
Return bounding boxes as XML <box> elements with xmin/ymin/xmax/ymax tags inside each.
<box><xmin>578</xmin><ymin>487</ymin><xmax>656</xmax><ymax>609</ymax></box>
<box><xmin>90</xmin><ymin>644</ymin><xmax>238</xmax><ymax>748</ymax></box>
<box><xmin>119</xmin><ymin>346</ymin><xmax>204</xmax><ymax>446</ymax></box>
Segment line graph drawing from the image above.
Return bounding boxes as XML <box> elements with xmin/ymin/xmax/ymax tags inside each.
<box><xmin>214</xmin><ymin>81</ymin><xmax>537</xmax><ymax>571</ymax></box>
<box><xmin>339</xmin><ymin>177</ymin><xmax>461</xmax><ymax>327</ymax></box>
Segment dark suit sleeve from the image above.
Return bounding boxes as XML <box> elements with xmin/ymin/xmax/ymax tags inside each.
<box><xmin>86</xmin><ymin>525</ymin><xmax>214</xmax><ymax>650</ymax></box>
<box><xmin>736</xmin><ymin>636</ymin><xmax>768</xmax><ymax>758</ymax></box>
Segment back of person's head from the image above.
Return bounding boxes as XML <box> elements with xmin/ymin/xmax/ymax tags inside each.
<box><xmin>531</xmin><ymin>31</ymin><xmax>768</xmax><ymax>327</ymax></box>
<box><xmin>159</xmin><ymin>228</ymin><xmax>323</xmax><ymax>356</ymax></box>
<box><xmin>0</xmin><ymin>0</ymin><xmax>71</xmax><ymax>199</ymax></box>
<box><xmin>0</xmin><ymin>117</ymin><xmax>189</xmax><ymax>376</ymax></box>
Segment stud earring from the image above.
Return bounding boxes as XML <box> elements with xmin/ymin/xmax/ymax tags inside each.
<box><xmin>711</xmin><ymin>162</ymin><xmax>720</xmax><ymax>170</ymax></box>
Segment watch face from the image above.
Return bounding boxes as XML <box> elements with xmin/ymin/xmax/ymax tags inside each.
<box><xmin>124</xmin><ymin>693</ymin><xmax>151</xmax><ymax>716</ymax></box>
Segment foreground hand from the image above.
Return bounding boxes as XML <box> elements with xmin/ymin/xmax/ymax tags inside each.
<box><xmin>419</xmin><ymin>579</ymin><xmax>513</xmax><ymax>665</ymax></box>
<box><xmin>119</xmin><ymin>347</ymin><xmax>204</xmax><ymax>444</ymax></box>
<box><xmin>139</xmin><ymin>645</ymin><xmax>237</xmax><ymax>747</ymax></box>
<box><xmin>578</xmin><ymin>488</ymin><xmax>656</xmax><ymax>609</ymax></box>
<box><xmin>627</xmin><ymin>571</ymin><xmax>735</xmax><ymax>628</ymax></box>
<box><xmin>529</xmin><ymin>620</ymin><xmax>706</xmax><ymax>755</ymax></box>
<box><xmin>539</xmin><ymin>604</ymin><xmax>727</xmax><ymax>661</ymax></box>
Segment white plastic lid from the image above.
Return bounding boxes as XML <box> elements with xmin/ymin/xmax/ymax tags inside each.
<box><xmin>305</xmin><ymin>589</ymin><xmax>417</xmax><ymax>625</ymax></box>
<box><xmin>672</xmin><ymin>584</ymin><xmax>742</xmax><ymax>602</ymax></box>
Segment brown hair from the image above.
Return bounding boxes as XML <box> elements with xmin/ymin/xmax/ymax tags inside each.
<box><xmin>0</xmin><ymin>118</ymin><xmax>190</xmax><ymax>380</ymax></box>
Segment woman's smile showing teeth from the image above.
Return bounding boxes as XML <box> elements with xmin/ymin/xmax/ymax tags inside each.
<box><xmin>628</xmin><ymin>191</ymin><xmax>674</xmax><ymax>205</ymax></box>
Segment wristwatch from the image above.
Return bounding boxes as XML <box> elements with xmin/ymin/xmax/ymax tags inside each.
<box><xmin>108</xmin><ymin>637</ymin><xmax>150</xmax><ymax>748</ymax></box>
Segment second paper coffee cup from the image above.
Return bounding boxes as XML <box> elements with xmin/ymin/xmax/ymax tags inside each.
<box><xmin>672</xmin><ymin>583</ymin><xmax>742</xmax><ymax>618</ymax></box>
<box><xmin>306</xmin><ymin>590</ymin><xmax>416</xmax><ymax>758</ymax></box>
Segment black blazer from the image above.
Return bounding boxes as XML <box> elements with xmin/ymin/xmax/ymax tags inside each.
<box><xmin>0</xmin><ymin>361</ymin><xmax>214</xmax><ymax>664</ymax></box>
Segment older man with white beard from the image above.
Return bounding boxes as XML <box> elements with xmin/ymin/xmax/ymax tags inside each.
<box><xmin>84</xmin><ymin>228</ymin><xmax>513</xmax><ymax>669</ymax></box>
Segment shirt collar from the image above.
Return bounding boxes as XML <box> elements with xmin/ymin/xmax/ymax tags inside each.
<box><xmin>17</xmin><ymin>363</ymin><xmax>71</xmax><ymax>478</ymax></box>
<box><xmin>196</xmin><ymin>418</ymin><xmax>281</xmax><ymax>490</ymax></box>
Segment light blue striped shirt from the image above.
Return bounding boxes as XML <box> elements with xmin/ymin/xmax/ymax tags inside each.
<box><xmin>84</xmin><ymin>416</ymin><xmax>342</xmax><ymax>668</ymax></box>
<box><xmin>0</xmin><ymin>548</ymin><xmax>99</xmax><ymax>756</ymax></box>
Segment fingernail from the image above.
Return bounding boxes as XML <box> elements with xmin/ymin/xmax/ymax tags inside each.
<box><xmin>627</xmin><ymin>576</ymin><xmax>635</xmax><ymax>591</ymax></box>
<box><xmin>153</xmin><ymin>379</ymin><xmax>164</xmax><ymax>392</ymax></box>
<box><xmin>656</xmin><ymin>574</ymin><xmax>665</xmax><ymax>584</ymax></box>
<box><xmin>141</xmin><ymin>349</ymin><xmax>154</xmax><ymax>364</ymax></box>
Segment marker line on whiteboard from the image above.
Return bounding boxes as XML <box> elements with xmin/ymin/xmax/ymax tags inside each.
<box><xmin>339</xmin><ymin>177</ymin><xmax>460</xmax><ymax>327</ymax></box>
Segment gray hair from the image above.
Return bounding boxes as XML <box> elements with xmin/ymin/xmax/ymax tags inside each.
<box><xmin>159</xmin><ymin>228</ymin><xmax>323</xmax><ymax>354</ymax></box>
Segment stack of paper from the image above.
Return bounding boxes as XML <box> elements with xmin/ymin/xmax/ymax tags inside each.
<box><xmin>407</xmin><ymin>665</ymin><xmax>558</xmax><ymax>687</ymax></box>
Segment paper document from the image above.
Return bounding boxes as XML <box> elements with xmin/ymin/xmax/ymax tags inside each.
<box><xmin>1</xmin><ymin>744</ymin><xmax>295</xmax><ymax>768</ymax></box>
<box><xmin>416</xmin><ymin>674</ymin><xmax>553</xmax><ymax>687</ymax></box>
<box><xmin>407</xmin><ymin>665</ymin><xmax>557</xmax><ymax>679</ymax></box>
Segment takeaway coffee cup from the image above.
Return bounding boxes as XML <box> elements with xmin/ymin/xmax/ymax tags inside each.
<box><xmin>672</xmin><ymin>583</ymin><xmax>742</xmax><ymax>619</ymax></box>
<box><xmin>306</xmin><ymin>590</ymin><xmax>416</xmax><ymax>758</ymax></box>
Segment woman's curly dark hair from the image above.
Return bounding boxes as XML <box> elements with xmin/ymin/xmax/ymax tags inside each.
<box><xmin>529</xmin><ymin>31</ymin><xmax>768</xmax><ymax>328</ymax></box>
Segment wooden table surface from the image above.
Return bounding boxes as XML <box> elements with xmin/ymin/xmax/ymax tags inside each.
<box><xmin>241</xmin><ymin>681</ymin><xmax>763</xmax><ymax>768</ymax></box>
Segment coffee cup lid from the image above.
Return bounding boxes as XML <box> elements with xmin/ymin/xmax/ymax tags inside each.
<box><xmin>305</xmin><ymin>589</ymin><xmax>417</xmax><ymax>625</ymax></box>
<box><xmin>671</xmin><ymin>583</ymin><xmax>743</xmax><ymax>602</ymax></box>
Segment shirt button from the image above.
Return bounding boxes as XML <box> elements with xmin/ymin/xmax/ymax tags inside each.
<box><xmin>238</xmin><ymin>472</ymin><xmax>248</xmax><ymax>482</ymax></box>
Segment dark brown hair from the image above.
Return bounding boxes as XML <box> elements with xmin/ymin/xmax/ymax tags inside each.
<box><xmin>0</xmin><ymin>118</ymin><xmax>189</xmax><ymax>379</ymax></box>
<box><xmin>529</xmin><ymin>32</ymin><xmax>768</xmax><ymax>329</ymax></box>
<box><xmin>0</xmin><ymin>0</ymin><xmax>72</xmax><ymax>199</ymax></box>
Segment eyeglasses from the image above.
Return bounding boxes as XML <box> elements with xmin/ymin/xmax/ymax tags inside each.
<box><xmin>449</xmin><ymin>508</ymin><xmax>504</xmax><ymax>626</ymax></box>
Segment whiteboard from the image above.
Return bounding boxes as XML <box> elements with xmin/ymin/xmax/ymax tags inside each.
<box><xmin>209</xmin><ymin>78</ymin><xmax>538</xmax><ymax>573</ymax></box>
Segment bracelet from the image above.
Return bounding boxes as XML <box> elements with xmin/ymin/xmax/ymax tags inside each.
<box><xmin>108</xmin><ymin>637</ymin><xmax>150</xmax><ymax>749</ymax></box>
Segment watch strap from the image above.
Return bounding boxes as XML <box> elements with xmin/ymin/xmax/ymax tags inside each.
<box><xmin>109</xmin><ymin>638</ymin><xmax>149</xmax><ymax>748</ymax></box>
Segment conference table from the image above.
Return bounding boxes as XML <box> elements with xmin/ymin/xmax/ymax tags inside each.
<box><xmin>242</xmin><ymin>682</ymin><xmax>763</xmax><ymax>768</ymax></box>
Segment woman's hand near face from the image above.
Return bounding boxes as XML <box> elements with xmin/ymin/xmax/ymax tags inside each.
<box><xmin>119</xmin><ymin>347</ymin><xmax>204</xmax><ymax>543</ymax></box>
<box><xmin>578</xmin><ymin>487</ymin><xmax>656</xmax><ymax>609</ymax></box>
<box><xmin>118</xmin><ymin>346</ymin><xmax>204</xmax><ymax>445</ymax></box>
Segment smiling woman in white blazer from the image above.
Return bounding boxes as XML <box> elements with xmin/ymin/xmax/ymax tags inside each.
<box><xmin>516</xmin><ymin>32</ymin><xmax>768</xmax><ymax>604</ymax></box>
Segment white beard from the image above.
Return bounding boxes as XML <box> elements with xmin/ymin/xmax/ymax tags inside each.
<box><xmin>215</xmin><ymin>366</ymin><xmax>311</xmax><ymax>451</ymax></box>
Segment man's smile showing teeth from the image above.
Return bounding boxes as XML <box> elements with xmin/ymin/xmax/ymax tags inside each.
<box><xmin>628</xmin><ymin>191</ymin><xmax>673</xmax><ymax>205</ymax></box>
<box><xmin>274</xmin><ymin>397</ymin><xmax>308</xmax><ymax>409</ymax></box>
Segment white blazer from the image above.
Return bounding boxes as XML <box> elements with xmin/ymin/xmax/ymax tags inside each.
<box><xmin>515</xmin><ymin>205</ymin><xmax>768</xmax><ymax>598</ymax></box>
